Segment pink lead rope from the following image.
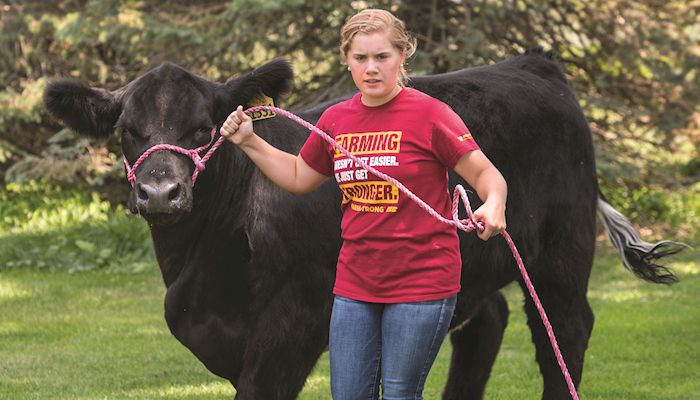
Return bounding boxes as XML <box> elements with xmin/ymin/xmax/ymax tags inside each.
<box><xmin>252</xmin><ymin>106</ymin><xmax>579</xmax><ymax>399</ymax></box>
<box><xmin>124</xmin><ymin>105</ymin><xmax>579</xmax><ymax>399</ymax></box>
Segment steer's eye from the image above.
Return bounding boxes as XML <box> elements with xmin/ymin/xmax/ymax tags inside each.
<box><xmin>193</xmin><ymin>127</ymin><xmax>212</xmax><ymax>145</ymax></box>
<box><xmin>118</xmin><ymin>126</ymin><xmax>143</xmax><ymax>141</ymax></box>
<box><xmin>128</xmin><ymin>129</ymin><xmax>142</xmax><ymax>139</ymax></box>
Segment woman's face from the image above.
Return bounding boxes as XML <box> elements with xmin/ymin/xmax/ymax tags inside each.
<box><xmin>346</xmin><ymin>30</ymin><xmax>406</xmax><ymax>106</ymax></box>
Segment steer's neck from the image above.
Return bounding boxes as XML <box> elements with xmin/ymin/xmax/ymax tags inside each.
<box><xmin>149</xmin><ymin>145</ymin><xmax>255</xmax><ymax>287</ymax></box>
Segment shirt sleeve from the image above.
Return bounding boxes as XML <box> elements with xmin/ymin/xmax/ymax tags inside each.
<box><xmin>299</xmin><ymin>109</ymin><xmax>335</xmax><ymax>177</ymax></box>
<box><xmin>431</xmin><ymin>103</ymin><xmax>480</xmax><ymax>168</ymax></box>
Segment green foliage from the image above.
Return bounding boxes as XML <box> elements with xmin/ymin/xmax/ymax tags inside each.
<box><xmin>4</xmin><ymin>128</ymin><xmax>121</xmax><ymax>185</ymax></box>
<box><xmin>0</xmin><ymin>77</ymin><xmax>46</xmax><ymax>126</ymax></box>
<box><xmin>0</xmin><ymin>0</ymin><xmax>697</xmax><ymax>233</ymax></box>
<box><xmin>0</xmin><ymin>182</ymin><xmax>154</xmax><ymax>272</ymax></box>
<box><xmin>601</xmin><ymin>182</ymin><xmax>700</xmax><ymax>242</ymax></box>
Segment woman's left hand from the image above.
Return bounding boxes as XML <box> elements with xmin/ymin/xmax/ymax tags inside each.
<box><xmin>453</xmin><ymin>150</ymin><xmax>508</xmax><ymax>241</ymax></box>
<box><xmin>471</xmin><ymin>198</ymin><xmax>506</xmax><ymax>241</ymax></box>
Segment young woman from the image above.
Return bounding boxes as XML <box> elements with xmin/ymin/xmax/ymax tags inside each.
<box><xmin>221</xmin><ymin>9</ymin><xmax>507</xmax><ymax>399</ymax></box>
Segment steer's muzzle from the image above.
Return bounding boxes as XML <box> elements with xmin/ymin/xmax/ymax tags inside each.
<box><xmin>127</xmin><ymin>151</ymin><xmax>193</xmax><ymax>225</ymax></box>
<box><xmin>135</xmin><ymin>181</ymin><xmax>183</xmax><ymax>210</ymax></box>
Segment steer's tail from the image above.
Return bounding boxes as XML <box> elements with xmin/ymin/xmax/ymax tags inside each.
<box><xmin>597</xmin><ymin>195</ymin><xmax>687</xmax><ymax>284</ymax></box>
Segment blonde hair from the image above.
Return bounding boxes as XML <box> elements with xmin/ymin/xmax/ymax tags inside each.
<box><xmin>339</xmin><ymin>9</ymin><xmax>417</xmax><ymax>86</ymax></box>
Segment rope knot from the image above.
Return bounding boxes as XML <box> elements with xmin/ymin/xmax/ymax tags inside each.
<box><xmin>192</xmin><ymin>154</ymin><xmax>206</xmax><ymax>171</ymax></box>
<box><xmin>126</xmin><ymin>168</ymin><xmax>136</xmax><ymax>185</ymax></box>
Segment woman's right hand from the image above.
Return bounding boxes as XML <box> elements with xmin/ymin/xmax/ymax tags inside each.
<box><xmin>221</xmin><ymin>105</ymin><xmax>254</xmax><ymax>146</ymax></box>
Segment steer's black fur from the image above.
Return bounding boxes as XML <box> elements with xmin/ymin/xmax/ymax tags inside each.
<box><xmin>44</xmin><ymin>50</ymin><xmax>684</xmax><ymax>399</ymax></box>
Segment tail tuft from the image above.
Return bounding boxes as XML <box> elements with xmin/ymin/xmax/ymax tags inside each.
<box><xmin>597</xmin><ymin>197</ymin><xmax>687</xmax><ymax>284</ymax></box>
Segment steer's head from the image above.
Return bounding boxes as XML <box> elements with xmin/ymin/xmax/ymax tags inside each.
<box><xmin>44</xmin><ymin>59</ymin><xmax>292</xmax><ymax>225</ymax></box>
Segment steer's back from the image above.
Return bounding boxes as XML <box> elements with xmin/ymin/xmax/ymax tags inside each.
<box><xmin>410</xmin><ymin>50</ymin><xmax>599</xmax><ymax>287</ymax></box>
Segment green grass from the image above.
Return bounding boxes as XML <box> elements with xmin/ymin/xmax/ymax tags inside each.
<box><xmin>1</xmin><ymin>182</ymin><xmax>699</xmax><ymax>398</ymax></box>
<box><xmin>0</xmin><ymin>245</ymin><xmax>697</xmax><ymax>399</ymax></box>
<box><xmin>575</xmin><ymin>248</ymin><xmax>700</xmax><ymax>399</ymax></box>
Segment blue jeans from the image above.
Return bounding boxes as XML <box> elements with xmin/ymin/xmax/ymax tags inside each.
<box><xmin>329</xmin><ymin>295</ymin><xmax>457</xmax><ymax>400</ymax></box>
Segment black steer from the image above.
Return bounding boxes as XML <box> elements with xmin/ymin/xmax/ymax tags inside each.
<box><xmin>44</xmin><ymin>49</ymin><xmax>683</xmax><ymax>399</ymax></box>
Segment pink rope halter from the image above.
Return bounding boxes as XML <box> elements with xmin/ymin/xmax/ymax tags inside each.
<box><xmin>123</xmin><ymin>127</ymin><xmax>226</xmax><ymax>186</ymax></box>
<box><xmin>121</xmin><ymin>105</ymin><xmax>579</xmax><ymax>399</ymax></box>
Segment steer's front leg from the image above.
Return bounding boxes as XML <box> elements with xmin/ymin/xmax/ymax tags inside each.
<box><xmin>234</xmin><ymin>282</ymin><xmax>332</xmax><ymax>399</ymax></box>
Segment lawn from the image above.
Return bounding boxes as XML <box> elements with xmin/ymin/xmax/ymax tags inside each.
<box><xmin>1</xmin><ymin>183</ymin><xmax>698</xmax><ymax>398</ymax></box>
<box><xmin>1</xmin><ymin>244</ymin><xmax>698</xmax><ymax>399</ymax></box>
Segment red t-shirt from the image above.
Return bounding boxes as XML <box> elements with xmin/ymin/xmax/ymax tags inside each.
<box><xmin>300</xmin><ymin>87</ymin><xmax>479</xmax><ymax>303</ymax></box>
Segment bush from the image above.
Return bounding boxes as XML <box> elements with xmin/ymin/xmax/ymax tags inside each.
<box><xmin>0</xmin><ymin>181</ymin><xmax>155</xmax><ymax>272</ymax></box>
<box><xmin>601</xmin><ymin>182</ymin><xmax>700</xmax><ymax>242</ymax></box>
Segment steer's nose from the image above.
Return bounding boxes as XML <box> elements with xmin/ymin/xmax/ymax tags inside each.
<box><xmin>135</xmin><ymin>181</ymin><xmax>183</xmax><ymax>211</ymax></box>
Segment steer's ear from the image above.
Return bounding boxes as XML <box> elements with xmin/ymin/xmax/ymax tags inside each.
<box><xmin>215</xmin><ymin>57</ymin><xmax>293</xmax><ymax>122</ymax></box>
<box><xmin>43</xmin><ymin>79</ymin><xmax>122</xmax><ymax>138</ymax></box>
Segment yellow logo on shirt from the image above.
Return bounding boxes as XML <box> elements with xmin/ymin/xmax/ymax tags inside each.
<box><xmin>457</xmin><ymin>133</ymin><xmax>473</xmax><ymax>142</ymax></box>
<box><xmin>334</xmin><ymin>131</ymin><xmax>402</xmax><ymax>158</ymax></box>
<box><xmin>339</xmin><ymin>181</ymin><xmax>399</xmax><ymax>206</ymax></box>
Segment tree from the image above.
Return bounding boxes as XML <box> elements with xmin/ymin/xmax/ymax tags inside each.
<box><xmin>1</xmin><ymin>0</ymin><xmax>697</xmax><ymax>230</ymax></box>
